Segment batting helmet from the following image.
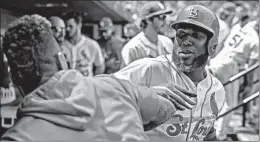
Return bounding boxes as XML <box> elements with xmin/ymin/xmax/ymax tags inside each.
<box><xmin>170</xmin><ymin>5</ymin><xmax>220</xmax><ymax>56</ymax></box>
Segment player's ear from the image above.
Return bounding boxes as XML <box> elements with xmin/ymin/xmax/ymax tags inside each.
<box><xmin>210</xmin><ymin>41</ymin><xmax>218</xmax><ymax>55</ymax></box>
<box><xmin>212</xmin><ymin>42</ymin><xmax>217</xmax><ymax>52</ymax></box>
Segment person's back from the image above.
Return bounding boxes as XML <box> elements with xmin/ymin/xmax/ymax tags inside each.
<box><xmin>222</xmin><ymin>22</ymin><xmax>258</xmax><ymax>67</ymax></box>
<box><xmin>1</xmin><ymin>70</ymin><xmax>156</xmax><ymax>141</ymax></box>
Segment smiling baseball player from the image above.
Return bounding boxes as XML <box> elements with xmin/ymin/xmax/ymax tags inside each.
<box><xmin>114</xmin><ymin>5</ymin><xmax>226</xmax><ymax>141</ymax></box>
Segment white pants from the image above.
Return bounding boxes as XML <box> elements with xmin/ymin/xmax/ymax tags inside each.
<box><xmin>209</xmin><ymin>57</ymin><xmax>240</xmax><ymax>140</ymax></box>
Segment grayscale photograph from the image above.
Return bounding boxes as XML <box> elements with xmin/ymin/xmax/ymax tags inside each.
<box><xmin>0</xmin><ymin>0</ymin><xmax>259</xmax><ymax>141</ymax></box>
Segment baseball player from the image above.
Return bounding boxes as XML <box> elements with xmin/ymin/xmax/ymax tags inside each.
<box><xmin>209</xmin><ymin>7</ymin><xmax>259</xmax><ymax>140</ymax></box>
<box><xmin>49</xmin><ymin>16</ymin><xmax>66</xmax><ymax>47</ymax></box>
<box><xmin>97</xmin><ymin>17</ymin><xmax>126</xmax><ymax>74</ymax></box>
<box><xmin>1</xmin><ymin>14</ymin><xmax>196</xmax><ymax>141</ymax></box>
<box><xmin>121</xmin><ymin>1</ymin><xmax>174</xmax><ymax>66</ymax></box>
<box><xmin>114</xmin><ymin>5</ymin><xmax>226</xmax><ymax>141</ymax></box>
<box><xmin>62</xmin><ymin>11</ymin><xmax>105</xmax><ymax>76</ymax></box>
<box><xmin>213</xmin><ymin>2</ymin><xmax>236</xmax><ymax>57</ymax></box>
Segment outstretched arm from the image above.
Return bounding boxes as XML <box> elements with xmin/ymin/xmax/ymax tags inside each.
<box><xmin>132</xmin><ymin>82</ymin><xmax>196</xmax><ymax>131</ymax></box>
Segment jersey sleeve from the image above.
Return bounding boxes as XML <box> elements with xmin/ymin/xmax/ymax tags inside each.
<box><xmin>214</xmin><ymin>78</ymin><xmax>226</xmax><ymax>114</ymax></box>
<box><xmin>248</xmin><ymin>35</ymin><xmax>259</xmax><ymax>62</ymax></box>
<box><xmin>92</xmin><ymin>40</ymin><xmax>105</xmax><ymax>67</ymax></box>
<box><xmin>121</xmin><ymin>44</ymin><xmax>136</xmax><ymax>66</ymax></box>
<box><xmin>114</xmin><ymin>58</ymin><xmax>153</xmax><ymax>87</ymax></box>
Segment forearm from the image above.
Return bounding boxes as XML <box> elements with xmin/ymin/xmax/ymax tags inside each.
<box><xmin>143</xmin><ymin>94</ymin><xmax>176</xmax><ymax>131</ymax></box>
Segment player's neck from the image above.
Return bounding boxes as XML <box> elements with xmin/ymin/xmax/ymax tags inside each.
<box><xmin>184</xmin><ymin>67</ymin><xmax>207</xmax><ymax>84</ymax></box>
<box><xmin>143</xmin><ymin>27</ymin><xmax>158</xmax><ymax>44</ymax></box>
<box><xmin>69</xmin><ymin>32</ymin><xmax>81</xmax><ymax>45</ymax></box>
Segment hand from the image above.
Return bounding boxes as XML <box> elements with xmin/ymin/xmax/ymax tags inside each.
<box><xmin>76</xmin><ymin>60</ymin><xmax>89</xmax><ymax>76</ymax></box>
<box><xmin>153</xmin><ymin>83</ymin><xmax>196</xmax><ymax>111</ymax></box>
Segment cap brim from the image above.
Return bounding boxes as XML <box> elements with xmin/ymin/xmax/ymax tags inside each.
<box><xmin>145</xmin><ymin>10</ymin><xmax>173</xmax><ymax>19</ymax></box>
<box><xmin>170</xmin><ymin>19</ymin><xmax>214</xmax><ymax>35</ymax></box>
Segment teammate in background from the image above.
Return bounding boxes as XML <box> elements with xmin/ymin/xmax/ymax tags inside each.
<box><xmin>212</xmin><ymin>2</ymin><xmax>236</xmax><ymax>57</ymax></box>
<box><xmin>123</xmin><ymin>23</ymin><xmax>140</xmax><ymax>42</ymax></box>
<box><xmin>62</xmin><ymin>11</ymin><xmax>105</xmax><ymax>76</ymax></box>
<box><xmin>121</xmin><ymin>1</ymin><xmax>174</xmax><ymax>66</ymax></box>
<box><xmin>1</xmin><ymin>14</ymin><xmax>196</xmax><ymax>141</ymax></box>
<box><xmin>209</xmin><ymin>4</ymin><xmax>259</xmax><ymax>140</ymax></box>
<box><xmin>97</xmin><ymin>17</ymin><xmax>126</xmax><ymax>74</ymax></box>
<box><xmin>114</xmin><ymin>5</ymin><xmax>226</xmax><ymax>141</ymax></box>
<box><xmin>49</xmin><ymin>16</ymin><xmax>66</xmax><ymax>47</ymax></box>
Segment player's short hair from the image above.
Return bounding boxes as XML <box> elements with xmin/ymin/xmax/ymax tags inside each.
<box><xmin>140</xmin><ymin>17</ymin><xmax>155</xmax><ymax>29</ymax></box>
<box><xmin>63</xmin><ymin>10</ymin><xmax>83</xmax><ymax>24</ymax></box>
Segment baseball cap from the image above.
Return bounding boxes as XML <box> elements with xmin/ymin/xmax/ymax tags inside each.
<box><xmin>99</xmin><ymin>17</ymin><xmax>114</xmax><ymax>31</ymax></box>
<box><xmin>221</xmin><ymin>2</ymin><xmax>236</xmax><ymax>13</ymax></box>
<box><xmin>139</xmin><ymin>1</ymin><xmax>172</xmax><ymax>20</ymax></box>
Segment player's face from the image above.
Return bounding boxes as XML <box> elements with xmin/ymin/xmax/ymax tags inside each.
<box><xmin>66</xmin><ymin>18</ymin><xmax>79</xmax><ymax>39</ymax></box>
<box><xmin>172</xmin><ymin>25</ymin><xmax>209</xmax><ymax>72</ymax></box>
<box><xmin>219</xmin><ymin>8</ymin><xmax>235</xmax><ymax>22</ymax></box>
<box><xmin>51</xmin><ymin>21</ymin><xmax>66</xmax><ymax>44</ymax></box>
<box><xmin>152</xmin><ymin>15</ymin><xmax>166</xmax><ymax>34</ymax></box>
<box><xmin>100</xmin><ymin>28</ymin><xmax>113</xmax><ymax>40</ymax></box>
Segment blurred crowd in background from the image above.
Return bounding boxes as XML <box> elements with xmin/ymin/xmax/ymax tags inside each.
<box><xmin>1</xmin><ymin>0</ymin><xmax>259</xmax><ymax>141</ymax></box>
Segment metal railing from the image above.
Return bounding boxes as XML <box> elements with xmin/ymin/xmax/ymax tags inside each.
<box><xmin>223</xmin><ymin>62</ymin><xmax>259</xmax><ymax>86</ymax></box>
<box><xmin>216</xmin><ymin>63</ymin><xmax>259</xmax><ymax>126</ymax></box>
<box><xmin>217</xmin><ymin>92</ymin><xmax>259</xmax><ymax>119</ymax></box>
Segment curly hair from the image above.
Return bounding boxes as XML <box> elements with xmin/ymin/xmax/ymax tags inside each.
<box><xmin>3</xmin><ymin>14</ymin><xmax>52</xmax><ymax>94</ymax></box>
<box><xmin>3</xmin><ymin>14</ymin><xmax>51</xmax><ymax>51</ymax></box>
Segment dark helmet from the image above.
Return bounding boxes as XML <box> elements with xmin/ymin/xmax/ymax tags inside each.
<box><xmin>170</xmin><ymin>5</ymin><xmax>220</xmax><ymax>56</ymax></box>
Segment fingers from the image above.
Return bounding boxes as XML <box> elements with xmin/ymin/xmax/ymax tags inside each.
<box><xmin>169</xmin><ymin>84</ymin><xmax>197</xmax><ymax>97</ymax></box>
<box><xmin>166</xmin><ymin>90</ymin><xmax>194</xmax><ymax>110</ymax></box>
<box><xmin>171</xmin><ymin>88</ymin><xmax>196</xmax><ymax>105</ymax></box>
<box><xmin>167</xmin><ymin>97</ymin><xmax>186</xmax><ymax>111</ymax></box>
<box><xmin>155</xmin><ymin>87</ymin><xmax>194</xmax><ymax>110</ymax></box>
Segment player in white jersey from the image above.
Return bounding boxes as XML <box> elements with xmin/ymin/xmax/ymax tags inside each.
<box><xmin>114</xmin><ymin>5</ymin><xmax>226</xmax><ymax>141</ymax></box>
<box><xmin>121</xmin><ymin>1</ymin><xmax>174</xmax><ymax>66</ymax></box>
<box><xmin>213</xmin><ymin>2</ymin><xmax>236</xmax><ymax>57</ymax></box>
<box><xmin>209</xmin><ymin>18</ymin><xmax>259</xmax><ymax>140</ymax></box>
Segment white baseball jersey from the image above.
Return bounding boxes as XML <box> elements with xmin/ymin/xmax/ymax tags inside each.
<box><xmin>213</xmin><ymin>22</ymin><xmax>259</xmax><ymax>69</ymax></box>
<box><xmin>62</xmin><ymin>35</ymin><xmax>105</xmax><ymax>76</ymax></box>
<box><xmin>121</xmin><ymin>32</ymin><xmax>173</xmax><ymax>65</ymax></box>
<box><xmin>209</xmin><ymin>21</ymin><xmax>259</xmax><ymax>140</ymax></box>
<box><xmin>214</xmin><ymin>17</ymin><xmax>230</xmax><ymax>56</ymax></box>
<box><xmin>114</xmin><ymin>55</ymin><xmax>226</xmax><ymax>141</ymax></box>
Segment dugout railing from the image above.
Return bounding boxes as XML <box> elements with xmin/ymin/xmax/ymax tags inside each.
<box><xmin>216</xmin><ymin>62</ymin><xmax>259</xmax><ymax>129</ymax></box>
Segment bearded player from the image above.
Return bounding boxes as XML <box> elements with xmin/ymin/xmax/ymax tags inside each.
<box><xmin>114</xmin><ymin>5</ymin><xmax>226</xmax><ymax>141</ymax></box>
